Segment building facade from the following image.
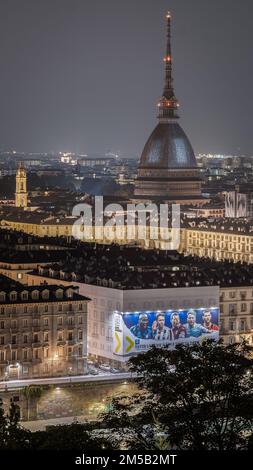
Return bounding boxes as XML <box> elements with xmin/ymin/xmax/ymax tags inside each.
<box><xmin>219</xmin><ymin>287</ymin><xmax>253</xmax><ymax>344</ymax></box>
<box><xmin>27</xmin><ymin>267</ymin><xmax>253</xmax><ymax>366</ymax></box>
<box><xmin>0</xmin><ymin>278</ymin><xmax>89</xmax><ymax>380</ymax></box>
<box><xmin>183</xmin><ymin>224</ymin><xmax>253</xmax><ymax>263</ymax></box>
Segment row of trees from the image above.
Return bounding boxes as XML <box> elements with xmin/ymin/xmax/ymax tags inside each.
<box><xmin>101</xmin><ymin>339</ymin><xmax>253</xmax><ymax>450</ymax></box>
<box><xmin>0</xmin><ymin>340</ymin><xmax>252</xmax><ymax>450</ymax></box>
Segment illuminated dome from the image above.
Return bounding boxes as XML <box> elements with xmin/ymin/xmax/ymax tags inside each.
<box><xmin>139</xmin><ymin>122</ymin><xmax>197</xmax><ymax>169</ymax></box>
<box><xmin>134</xmin><ymin>11</ymin><xmax>203</xmax><ymax>203</ymax></box>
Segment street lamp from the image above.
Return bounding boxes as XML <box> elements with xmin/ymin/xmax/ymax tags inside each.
<box><xmin>68</xmin><ymin>366</ymin><xmax>72</xmax><ymax>384</ymax></box>
<box><xmin>16</xmin><ymin>362</ymin><xmax>21</xmax><ymax>379</ymax></box>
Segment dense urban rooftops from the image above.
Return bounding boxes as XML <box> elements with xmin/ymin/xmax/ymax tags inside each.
<box><xmin>30</xmin><ymin>243</ymin><xmax>253</xmax><ymax>290</ymax></box>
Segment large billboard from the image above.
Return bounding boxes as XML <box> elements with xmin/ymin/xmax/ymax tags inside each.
<box><xmin>225</xmin><ymin>191</ymin><xmax>248</xmax><ymax>218</ymax></box>
<box><xmin>237</xmin><ymin>193</ymin><xmax>247</xmax><ymax>217</ymax></box>
<box><xmin>225</xmin><ymin>191</ymin><xmax>236</xmax><ymax>217</ymax></box>
<box><xmin>113</xmin><ymin>308</ymin><xmax>219</xmax><ymax>357</ymax></box>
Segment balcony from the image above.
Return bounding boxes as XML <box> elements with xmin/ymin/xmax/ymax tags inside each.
<box><xmin>32</xmin><ymin>313</ymin><xmax>41</xmax><ymax>319</ymax></box>
<box><xmin>20</xmin><ymin>326</ymin><xmax>30</xmax><ymax>332</ymax></box>
<box><xmin>32</xmin><ymin>358</ymin><xmax>42</xmax><ymax>364</ymax></box>
<box><xmin>67</xmin><ymin>339</ymin><xmax>76</xmax><ymax>345</ymax></box>
<box><xmin>10</xmin><ymin>328</ymin><xmax>19</xmax><ymax>334</ymax></box>
<box><xmin>0</xmin><ymin>360</ymin><xmax>8</xmax><ymax>365</ymax></box>
<box><xmin>32</xmin><ymin>342</ymin><xmax>42</xmax><ymax>348</ymax></box>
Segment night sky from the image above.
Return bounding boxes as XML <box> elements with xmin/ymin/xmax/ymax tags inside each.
<box><xmin>0</xmin><ymin>0</ymin><xmax>252</xmax><ymax>157</ymax></box>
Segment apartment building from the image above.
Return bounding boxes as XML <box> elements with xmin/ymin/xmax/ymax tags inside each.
<box><xmin>0</xmin><ymin>275</ymin><xmax>90</xmax><ymax>380</ymax></box>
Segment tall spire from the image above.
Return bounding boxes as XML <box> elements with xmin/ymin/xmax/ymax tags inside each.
<box><xmin>158</xmin><ymin>11</ymin><xmax>179</xmax><ymax>122</ymax></box>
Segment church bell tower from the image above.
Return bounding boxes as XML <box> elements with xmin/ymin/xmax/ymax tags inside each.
<box><xmin>15</xmin><ymin>162</ymin><xmax>28</xmax><ymax>208</ymax></box>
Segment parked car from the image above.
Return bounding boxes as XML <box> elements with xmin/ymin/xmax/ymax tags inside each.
<box><xmin>110</xmin><ymin>368</ymin><xmax>121</xmax><ymax>374</ymax></box>
<box><xmin>99</xmin><ymin>364</ymin><xmax>111</xmax><ymax>371</ymax></box>
<box><xmin>88</xmin><ymin>368</ymin><xmax>99</xmax><ymax>375</ymax></box>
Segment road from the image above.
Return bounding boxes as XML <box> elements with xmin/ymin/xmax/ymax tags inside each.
<box><xmin>0</xmin><ymin>372</ymin><xmax>134</xmax><ymax>391</ymax></box>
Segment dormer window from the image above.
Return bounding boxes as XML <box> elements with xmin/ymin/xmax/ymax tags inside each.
<box><xmin>31</xmin><ymin>290</ymin><xmax>39</xmax><ymax>300</ymax></box>
<box><xmin>42</xmin><ymin>289</ymin><xmax>49</xmax><ymax>300</ymax></box>
<box><xmin>66</xmin><ymin>289</ymin><xmax>73</xmax><ymax>299</ymax></box>
<box><xmin>21</xmin><ymin>291</ymin><xmax>29</xmax><ymax>301</ymax></box>
<box><xmin>10</xmin><ymin>291</ymin><xmax>17</xmax><ymax>302</ymax></box>
<box><xmin>56</xmin><ymin>289</ymin><xmax>63</xmax><ymax>299</ymax></box>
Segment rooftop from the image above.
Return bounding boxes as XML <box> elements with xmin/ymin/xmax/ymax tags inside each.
<box><xmin>185</xmin><ymin>218</ymin><xmax>253</xmax><ymax>235</ymax></box>
<box><xmin>0</xmin><ymin>274</ymin><xmax>90</xmax><ymax>304</ymax></box>
<box><xmin>0</xmin><ymin>249</ymin><xmax>74</xmax><ymax>265</ymax></box>
<box><xmin>30</xmin><ymin>244</ymin><xmax>253</xmax><ymax>290</ymax></box>
<box><xmin>139</xmin><ymin>122</ymin><xmax>197</xmax><ymax>170</ymax></box>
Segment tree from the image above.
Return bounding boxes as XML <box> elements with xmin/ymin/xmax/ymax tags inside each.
<box><xmin>101</xmin><ymin>340</ymin><xmax>253</xmax><ymax>450</ymax></box>
<box><xmin>30</xmin><ymin>422</ymin><xmax>113</xmax><ymax>450</ymax></box>
<box><xmin>0</xmin><ymin>398</ymin><xmax>31</xmax><ymax>449</ymax></box>
<box><xmin>0</xmin><ymin>398</ymin><xmax>8</xmax><ymax>449</ymax></box>
<box><xmin>23</xmin><ymin>385</ymin><xmax>43</xmax><ymax>421</ymax></box>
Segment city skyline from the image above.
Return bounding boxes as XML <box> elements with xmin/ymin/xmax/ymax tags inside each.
<box><xmin>0</xmin><ymin>0</ymin><xmax>252</xmax><ymax>156</ymax></box>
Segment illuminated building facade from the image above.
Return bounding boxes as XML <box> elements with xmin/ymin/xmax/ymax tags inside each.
<box><xmin>0</xmin><ymin>277</ymin><xmax>89</xmax><ymax>380</ymax></box>
<box><xmin>27</xmin><ymin>253</ymin><xmax>253</xmax><ymax>365</ymax></box>
<box><xmin>27</xmin><ymin>273</ymin><xmax>219</xmax><ymax>366</ymax></box>
<box><xmin>3</xmin><ymin>213</ymin><xmax>253</xmax><ymax>263</ymax></box>
<box><xmin>183</xmin><ymin>222</ymin><xmax>253</xmax><ymax>263</ymax></box>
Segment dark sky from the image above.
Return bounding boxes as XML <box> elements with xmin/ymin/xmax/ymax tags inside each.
<box><xmin>0</xmin><ymin>0</ymin><xmax>252</xmax><ymax>157</ymax></box>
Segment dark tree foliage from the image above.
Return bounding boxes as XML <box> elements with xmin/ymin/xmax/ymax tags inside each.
<box><xmin>0</xmin><ymin>399</ymin><xmax>112</xmax><ymax>450</ymax></box>
<box><xmin>101</xmin><ymin>340</ymin><xmax>253</xmax><ymax>450</ymax></box>
<box><xmin>30</xmin><ymin>423</ymin><xmax>112</xmax><ymax>450</ymax></box>
<box><xmin>0</xmin><ymin>399</ymin><xmax>31</xmax><ymax>449</ymax></box>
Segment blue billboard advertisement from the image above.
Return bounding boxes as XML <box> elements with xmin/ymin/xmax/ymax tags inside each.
<box><xmin>113</xmin><ymin>307</ymin><xmax>219</xmax><ymax>357</ymax></box>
